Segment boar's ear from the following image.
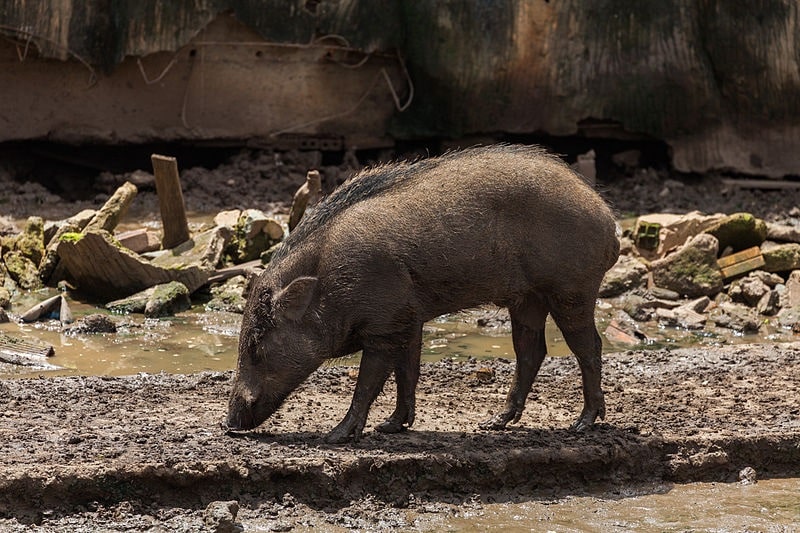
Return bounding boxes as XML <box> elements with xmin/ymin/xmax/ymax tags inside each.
<box><xmin>274</xmin><ymin>276</ymin><xmax>318</xmax><ymax>321</ymax></box>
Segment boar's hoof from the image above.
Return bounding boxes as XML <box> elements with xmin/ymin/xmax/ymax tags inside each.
<box><xmin>376</xmin><ymin>418</ymin><xmax>407</xmax><ymax>434</ymax></box>
<box><xmin>324</xmin><ymin>415</ymin><xmax>364</xmax><ymax>444</ymax></box>
<box><xmin>570</xmin><ymin>405</ymin><xmax>606</xmax><ymax>432</ymax></box>
<box><xmin>478</xmin><ymin>411</ymin><xmax>516</xmax><ymax>431</ymax></box>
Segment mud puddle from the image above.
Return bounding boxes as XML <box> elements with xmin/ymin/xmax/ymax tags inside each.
<box><xmin>436</xmin><ymin>478</ymin><xmax>800</xmax><ymax>532</ymax></box>
<box><xmin>0</xmin><ymin>298</ymin><xmax>782</xmax><ymax>379</ymax></box>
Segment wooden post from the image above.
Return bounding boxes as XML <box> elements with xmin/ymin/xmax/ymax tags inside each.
<box><xmin>151</xmin><ymin>154</ymin><xmax>190</xmax><ymax>249</ymax></box>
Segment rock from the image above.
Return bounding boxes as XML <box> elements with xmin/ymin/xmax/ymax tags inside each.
<box><xmin>156</xmin><ymin>225</ymin><xmax>233</xmax><ymax>271</ymax></box>
<box><xmin>631</xmin><ymin>211</ymin><xmax>723</xmax><ymax>259</ymax></box>
<box><xmin>4</xmin><ymin>250</ymin><xmax>42</xmax><ymax>290</ymax></box>
<box><xmin>0</xmin><ymin>307</ymin><xmax>8</xmax><ymax>323</ymax></box>
<box><xmin>738</xmin><ymin>466</ymin><xmax>757</xmax><ymax>485</ymax></box>
<box><xmin>710</xmin><ymin>301</ymin><xmax>760</xmax><ymax>333</ymax></box>
<box><xmin>681</xmin><ymin>296</ymin><xmax>711</xmax><ymax>313</ymax></box>
<box><xmin>106</xmin><ymin>282</ymin><xmax>191</xmax><ymax>317</ymax></box>
<box><xmin>765</xmin><ymin>222</ymin><xmax>800</xmax><ymax>243</ymax></box>
<box><xmin>214</xmin><ymin>210</ymin><xmax>242</xmax><ymax>230</ymax></box>
<box><xmin>762</xmin><ymin>243</ymin><xmax>800</xmax><ymax>272</ymax></box>
<box><xmin>777</xmin><ymin>305</ymin><xmax>800</xmax><ymax>330</ymax></box>
<box><xmin>2</xmin><ymin>216</ymin><xmax>46</xmax><ymax>266</ymax></box>
<box><xmin>144</xmin><ymin>282</ymin><xmax>191</xmax><ymax>318</ymax></box>
<box><xmin>783</xmin><ymin>270</ymin><xmax>800</xmax><ymax>308</ymax></box>
<box><xmin>749</xmin><ymin>270</ymin><xmax>784</xmax><ymax>287</ymax></box>
<box><xmin>648</xmin><ymin>287</ymin><xmax>680</xmax><ymax>300</ymax></box>
<box><xmin>203</xmin><ymin>500</ymin><xmax>241</xmax><ymax>533</ymax></box>
<box><xmin>620</xmin><ymin>291</ymin><xmax>683</xmax><ymax>321</ymax></box>
<box><xmin>115</xmin><ymin>228</ymin><xmax>161</xmax><ymax>254</ymax></box>
<box><xmin>656</xmin><ymin>306</ymin><xmax>706</xmax><ymax>330</ymax></box>
<box><xmin>650</xmin><ymin>234</ymin><xmax>724</xmax><ymax>297</ymax></box>
<box><xmin>206</xmin><ymin>275</ymin><xmax>248</xmax><ymax>314</ymax></box>
<box><xmin>228</xmin><ymin>210</ymin><xmax>284</xmax><ymax>264</ymax></box>
<box><xmin>728</xmin><ymin>274</ymin><xmax>770</xmax><ymax>307</ymax></box>
<box><xmin>63</xmin><ymin>314</ymin><xmax>118</xmax><ymax>335</ymax></box>
<box><xmin>0</xmin><ymin>287</ymin><xmax>10</xmax><ymax>309</ymax></box>
<box><xmin>44</xmin><ymin>209</ymin><xmax>96</xmax><ymax>245</ymax></box>
<box><xmin>56</xmin><ymin>230</ymin><xmax>210</xmax><ymax>302</ymax></box>
<box><xmin>599</xmin><ymin>255</ymin><xmax>648</xmax><ymax>297</ymax></box>
<box><xmin>756</xmin><ymin>289</ymin><xmax>780</xmax><ymax>316</ymax></box>
<box><xmin>704</xmin><ymin>212</ymin><xmax>767</xmax><ymax>252</ymax></box>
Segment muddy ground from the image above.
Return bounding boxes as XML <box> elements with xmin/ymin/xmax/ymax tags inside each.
<box><xmin>0</xmin><ymin>342</ymin><xmax>798</xmax><ymax>530</ymax></box>
<box><xmin>2</xmin><ymin>147</ymin><xmax>800</xmax><ymax>530</ymax></box>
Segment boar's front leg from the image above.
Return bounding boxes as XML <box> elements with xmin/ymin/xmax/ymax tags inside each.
<box><xmin>377</xmin><ymin>321</ymin><xmax>423</xmax><ymax>434</ymax></box>
<box><xmin>480</xmin><ymin>295</ymin><xmax>548</xmax><ymax>430</ymax></box>
<box><xmin>325</xmin><ymin>344</ymin><xmax>394</xmax><ymax>444</ymax></box>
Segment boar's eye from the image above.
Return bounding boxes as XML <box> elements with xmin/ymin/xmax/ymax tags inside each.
<box><xmin>239</xmin><ymin>284</ymin><xmax>277</xmax><ymax>360</ymax></box>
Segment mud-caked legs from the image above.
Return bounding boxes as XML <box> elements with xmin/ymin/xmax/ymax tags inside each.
<box><xmin>326</xmin><ymin>324</ymin><xmax>423</xmax><ymax>443</ymax></box>
<box><xmin>377</xmin><ymin>322</ymin><xmax>423</xmax><ymax>434</ymax></box>
<box><xmin>551</xmin><ymin>301</ymin><xmax>606</xmax><ymax>431</ymax></box>
<box><xmin>325</xmin><ymin>347</ymin><xmax>394</xmax><ymax>444</ymax></box>
<box><xmin>480</xmin><ymin>296</ymin><xmax>548</xmax><ymax>430</ymax></box>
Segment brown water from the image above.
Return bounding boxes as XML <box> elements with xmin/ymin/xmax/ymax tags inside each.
<box><xmin>437</xmin><ymin>478</ymin><xmax>800</xmax><ymax>532</ymax></box>
<box><xmin>0</xmin><ymin>296</ymin><xmax>784</xmax><ymax>379</ymax></box>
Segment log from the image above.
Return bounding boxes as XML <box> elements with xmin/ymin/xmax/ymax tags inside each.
<box><xmin>207</xmin><ymin>260</ymin><xmax>264</xmax><ymax>284</ymax></box>
<box><xmin>20</xmin><ymin>294</ymin><xmax>62</xmax><ymax>323</ymax></box>
<box><xmin>151</xmin><ymin>154</ymin><xmax>190</xmax><ymax>249</ymax></box>
<box><xmin>56</xmin><ymin>230</ymin><xmax>210</xmax><ymax>301</ymax></box>
<box><xmin>0</xmin><ymin>333</ymin><xmax>56</xmax><ymax>366</ymax></box>
<box><xmin>83</xmin><ymin>181</ymin><xmax>138</xmax><ymax>234</ymax></box>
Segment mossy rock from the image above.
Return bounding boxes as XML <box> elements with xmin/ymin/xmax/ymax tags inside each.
<box><xmin>762</xmin><ymin>243</ymin><xmax>800</xmax><ymax>272</ymax></box>
<box><xmin>651</xmin><ymin>234</ymin><xmax>724</xmax><ymax>297</ymax></box>
<box><xmin>2</xmin><ymin>216</ymin><xmax>46</xmax><ymax>266</ymax></box>
<box><xmin>144</xmin><ymin>281</ymin><xmax>191</xmax><ymax>318</ymax></box>
<box><xmin>0</xmin><ymin>287</ymin><xmax>10</xmax><ymax>309</ymax></box>
<box><xmin>3</xmin><ymin>250</ymin><xmax>42</xmax><ymax>290</ymax></box>
<box><xmin>704</xmin><ymin>213</ymin><xmax>767</xmax><ymax>252</ymax></box>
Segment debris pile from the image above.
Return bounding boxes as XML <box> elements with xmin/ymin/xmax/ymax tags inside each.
<box><xmin>602</xmin><ymin>210</ymin><xmax>800</xmax><ymax>343</ymax></box>
<box><xmin>0</xmin><ymin>155</ymin><xmax>305</xmax><ymax>343</ymax></box>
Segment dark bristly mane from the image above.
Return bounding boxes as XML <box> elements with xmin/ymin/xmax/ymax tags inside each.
<box><xmin>270</xmin><ymin>145</ymin><xmax>551</xmax><ymax>262</ymax></box>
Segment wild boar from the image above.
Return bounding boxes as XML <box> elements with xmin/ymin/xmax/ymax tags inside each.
<box><xmin>225</xmin><ymin>144</ymin><xmax>620</xmax><ymax>443</ymax></box>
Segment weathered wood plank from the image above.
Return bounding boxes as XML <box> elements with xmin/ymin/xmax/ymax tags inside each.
<box><xmin>151</xmin><ymin>155</ymin><xmax>190</xmax><ymax>250</ymax></box>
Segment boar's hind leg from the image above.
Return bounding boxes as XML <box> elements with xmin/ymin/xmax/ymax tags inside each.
<box><xmin>376</xmin><ymin>322</ymin><xmax>423</xmax><ymax>434</ymax></box>
<box><xmin>325</xmin><ymin>347</ymin><xmax>394</xmax><ymax>444</ymax></box>
<box><xmin>551</xmin><ymin>299</ymin><xmax>606</xmax><ymax>431</ymax></box>
<box><xmin>479</xmin><ymin>295</ymin><xmax>548</xmax><ymax>430</ymax></box>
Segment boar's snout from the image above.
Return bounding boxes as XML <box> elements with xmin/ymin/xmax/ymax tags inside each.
<box><xmin>224</xmin><ymin>379</ymin><xmax>272</xmax><ymax>432</ymax></box>
<box><xmin>224</xmin><ymin>391</ymin><xmax>257</xmax><ymax>432</ymax></box>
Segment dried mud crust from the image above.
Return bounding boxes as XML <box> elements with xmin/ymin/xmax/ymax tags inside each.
<box><xmin>0</xmin><ymin>343</ymin><xmax>798</xmax><ymax>529</ymax></box>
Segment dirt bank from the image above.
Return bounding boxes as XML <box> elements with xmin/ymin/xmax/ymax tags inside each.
<box><xmin>0</xmin><ymin>342</ymin><xmax>798</xmax><ymax>530</ymax></box>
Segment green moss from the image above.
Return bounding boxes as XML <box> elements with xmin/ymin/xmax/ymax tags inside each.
<box><xmin>59</xmin><ymin>232</ymin><xmax>85</xmax><ymax>244</ymax></box>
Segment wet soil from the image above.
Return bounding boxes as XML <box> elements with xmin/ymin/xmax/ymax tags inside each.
<box><xmin>0</xmin><ymin>342</ymin><xmax>798</xmax><ymax>530</ymax></box>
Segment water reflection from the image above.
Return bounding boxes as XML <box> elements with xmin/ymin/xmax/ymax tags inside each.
<box><xmin>0</xmin><ymin>299</ymin><xmax>793</xmax><ymax>379</ymax></box>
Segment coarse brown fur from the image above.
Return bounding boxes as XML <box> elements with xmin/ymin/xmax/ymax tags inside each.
<box><xmin>227</xmin><ymin>144</ymin><xmax>620</xmax><ymax>443</ymax></box>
